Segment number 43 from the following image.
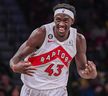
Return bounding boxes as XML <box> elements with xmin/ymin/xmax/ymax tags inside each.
<box><xmin>44</xmin><ymin>64</ymin><xmax>64</xmax><ymax>76</ymax></box>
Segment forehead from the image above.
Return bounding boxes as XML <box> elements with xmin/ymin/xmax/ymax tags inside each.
<box><xmin>54</xmin><ymin>13</ymin><xmax>71</xmax><ymax>19</ymax></box>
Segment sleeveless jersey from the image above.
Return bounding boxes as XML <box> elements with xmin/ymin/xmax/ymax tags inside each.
<box><xmin>21</xmin><ymin>22</ymin><xmax>77</xmax><ymax>90</ymax></box>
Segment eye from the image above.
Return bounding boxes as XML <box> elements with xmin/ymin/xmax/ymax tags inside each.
<box><xmin>64</xmin><ymin>18</ymin><xmax>69</xmax><ymax>23</ymax></box>
<box><xmin>55</xmin><ymin>17</ymin><xmax>61</xmax><ymax>22</ymax></box>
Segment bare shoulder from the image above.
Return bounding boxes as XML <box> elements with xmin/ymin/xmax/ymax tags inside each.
<box><xmin>32</xmin><ymin>26</ymin><xmax>46</xmax><ymax>37</ymax></box>
<box><xmin>76</xmin><ymin>33</ymin><xmax>86</xmax><ymax>44</ymax></box>
<box><xmin>76</xmin><ymin>33</ymin><xmax>86</xmax><ymax>53</ymax></box>
<box><xmin>27</xmin><ymin>26</ymin><xmax>46</xmax><ymax>48</ymax></box>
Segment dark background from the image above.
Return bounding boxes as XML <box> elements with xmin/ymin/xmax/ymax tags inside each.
<box><xmin>0</xmin><ymin>0</ymin><xmax>108</xmax><ymax>96</ymax></box>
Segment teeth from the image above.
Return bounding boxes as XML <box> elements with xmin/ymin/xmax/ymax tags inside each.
<box><xmin>59</xmin><ymin>28</ymin><xmax>65</xmax><ymax>32</ymax></box>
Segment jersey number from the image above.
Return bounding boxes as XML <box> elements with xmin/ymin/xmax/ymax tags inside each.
<box><xmin>44</xmin><ymin>64</ymin><xmax>64</xmax><ymax>76</ymax></box>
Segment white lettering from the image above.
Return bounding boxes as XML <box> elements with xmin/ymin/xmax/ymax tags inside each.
<box><xmin>61</xmin><ymin>53</ymin><xmax>65</xmax><ymax>59</ymax></box>
<box><xmin>64</xmin><ymin>57</ymin><xmax>69</xmax><ymax>62</ymax></box>
<box><xmin>46</xmin><ymin>55</ymin><xmax>50</xmax><ymax>60</ymax></box>
<box><xmin>57</xmin><ymin>50</ymin><xmax>61</xmax><ymax>56</ymax></box>
<box><xmin>41</xmin><ymin>57</ymin><xmax>45</xmax><ymax>63</ymax></box>
<box><xmin>52</xmin><ymin>52</ymin><xmax>56</xmax><ymax>57</ymax></box>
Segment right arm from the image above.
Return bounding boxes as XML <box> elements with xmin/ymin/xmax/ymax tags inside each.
<box><xmin>75</xmin><ymin>33</ymin><xmax>97</xmax><ymax>79</ymax></box>
<box><xmin>10</xmin><ymin>27</ymin><xmax>46</xmax><ymax>76</ymax></box>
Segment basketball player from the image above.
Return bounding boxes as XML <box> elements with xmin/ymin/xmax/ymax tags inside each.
<box><xmin>10</xmin><ymin>3</ymin><xmax>97</xmax><ymax>96</ymax></box>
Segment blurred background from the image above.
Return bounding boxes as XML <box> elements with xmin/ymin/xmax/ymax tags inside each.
<box><xmin>0</xmin><ymin>0</ymin><xmax>108</xmax><ymax>96</ymax></box>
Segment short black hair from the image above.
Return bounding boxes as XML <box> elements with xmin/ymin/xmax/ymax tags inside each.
<box><xmin>53</xmin><ymin>3</ymin><xmax>76</xmax><ymax>16</ymax></box>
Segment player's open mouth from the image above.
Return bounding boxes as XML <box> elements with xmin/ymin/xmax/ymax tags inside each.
<box><xmin>58</xmin><ymin>27</ymin><xmax>65</xmax><ymax>33</ymax></box>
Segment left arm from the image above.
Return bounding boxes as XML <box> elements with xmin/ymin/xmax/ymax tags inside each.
<box><xmin>75</xmin><ymin>33</ymin><xmax>97</xmax><ymax>79</ymax></box>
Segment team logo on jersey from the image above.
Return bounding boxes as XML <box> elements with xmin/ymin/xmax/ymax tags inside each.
<box><xmin>48</xmin><ymin>34</ymin><xmax>53</xmax><ymax>39</ymax></box>
<box><xmin>68</xmin><ymin>40</ymin><xmax>73</xmax><ymax>46</ymax></box>
<box><xmin>48</xmin><ymin>40</ymin><xmax>55</xmax><ymax>42</ymax></box>
<box><xmin>64</xmin><ymin>40</ymin><xmax>73</xmax><ymax>46</ymax></box>
<box><xmin>62</xmin><ymin>9</ymin><xmax>65</xmax><ymax>13</ymax></box>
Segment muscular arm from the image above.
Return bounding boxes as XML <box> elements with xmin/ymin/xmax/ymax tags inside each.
<box><xmin>75</xmin><ymin>33</ymin><xmax>97</xmax><ymax>79</ymax></box>
<box><xmin>10</xmin><ymin>26</ymin><xmax>46</xmax><ymax>75</ymax></box>
<box><xmin>75</xmin><ymin>33</ymin><xmax>87</xmax><ymax>70</ymax></box>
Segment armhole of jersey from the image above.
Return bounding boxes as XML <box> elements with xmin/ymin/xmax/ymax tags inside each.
<box><xmin>34</xmin><ymin>25</ymin><xmax>48</xmax><ymax>54</ymax></box>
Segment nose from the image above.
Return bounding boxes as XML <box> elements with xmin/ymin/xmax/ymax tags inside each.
<box><xmin>59</xmin><ymin>21</ymin><xmax>65</xmax><ymax>27</ymax></box>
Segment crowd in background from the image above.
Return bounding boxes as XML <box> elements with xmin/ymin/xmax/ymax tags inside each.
<box><xmin>0</xmin><ymin>0</ymin><xmax>108</xmax><ymax>96</ymax></box>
